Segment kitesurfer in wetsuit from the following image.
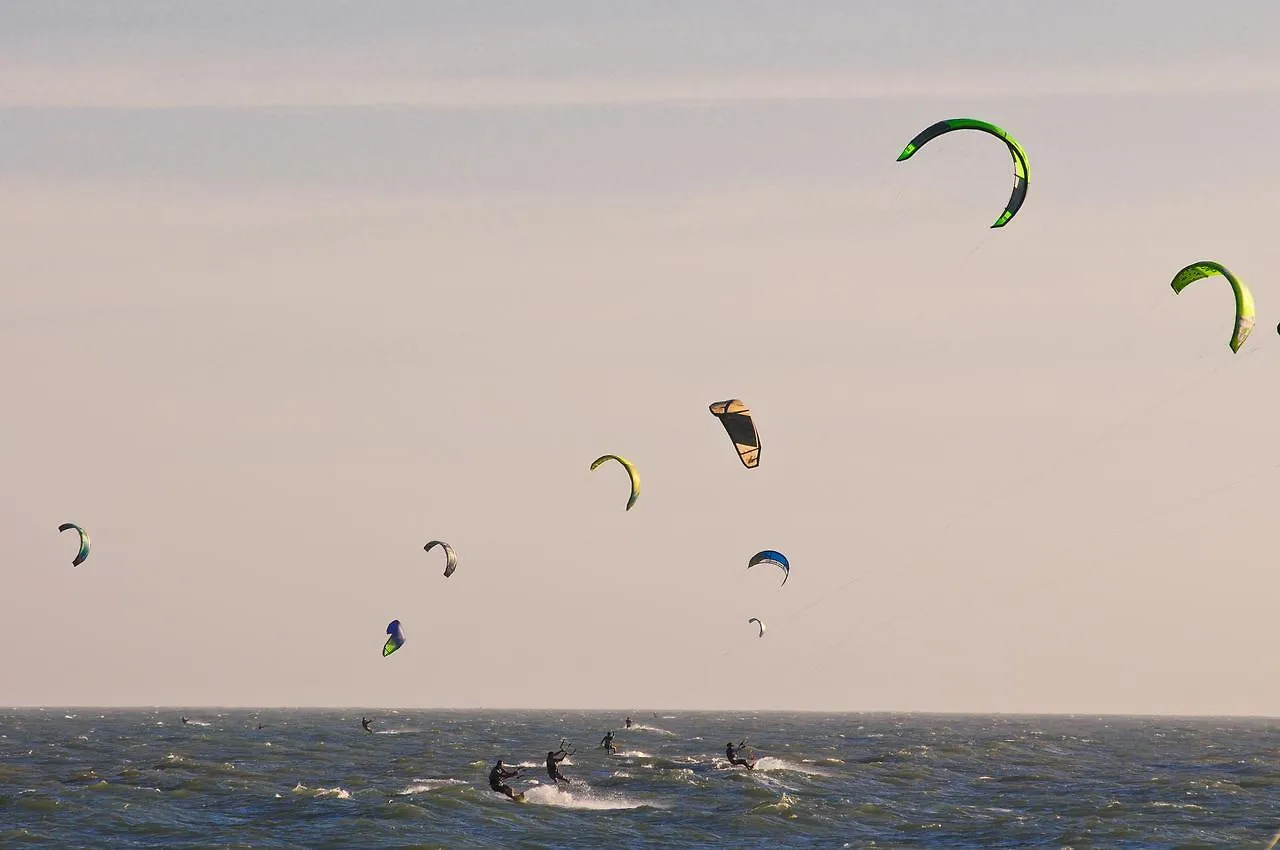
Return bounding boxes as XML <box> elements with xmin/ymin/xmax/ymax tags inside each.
<box><xmin>361</xmin><ymin>717</ymin><xmax>372</xmax><ymax>733</ymax></box>
<box><xmin>599</xmin><ymin>730</ymin><xmax>617</xmax><ymax>753</ymax></box>
<box><xmin>488</xmin><ymin>759</ymin><xmax>522</xmax><ymax>800</ymax></box>
<box><xmin>546</xmin><ymin>747</ymin><xmax>572</xmax><ymax>786</ymax></box>
<box><xmin>726</xmin><ymin>741</ymin><xmax>754</xmax><ymax>770</ymax></box>
<box><xmin>625</xmin><ymin>717</ymin><xmax>632</xmax><ymax>729</ymax></box>
<box><xmin>181</xmin><ymin>716</ymin><xmax>189</xmax><ymax>725</ymax></box>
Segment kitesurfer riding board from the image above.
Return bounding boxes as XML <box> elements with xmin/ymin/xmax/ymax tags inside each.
<box><xmin>488</xmin><ymin>759</ymin><xmax>524</xmax><ymax>801</ymax></box>
<box><xmin>727</xmin><ymin>741</ymin><xmax>755</xmax><ymax>770</ymax></box>
<box><xmin>547</xmin><ymin>747</ymin><xmax>573</xmax><ymax>786</ymax></box>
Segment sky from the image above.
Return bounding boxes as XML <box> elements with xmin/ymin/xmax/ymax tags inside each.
<box><xmin>4</xmin><ymin>1</ymin><xmax>1280</xmax><ymax>714</ymax></box>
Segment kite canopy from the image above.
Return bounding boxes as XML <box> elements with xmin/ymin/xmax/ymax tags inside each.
<box><xmin>58</xmin><ymin>523</ymin><xmax>90</xmax><ymax>567</ymax></box>
<box><xmin>747</xmin><ymin>550</ymin><xmax>790</xmax><ymax>586</ymax></box>
<box><xmin>709</xmin><ymin>399</ymin><xmax>760</xmax><ymax>469</ymax></box>
<box><xmin>1170</xmin><ymin>261</ymin><xmax>1255</xmax><ymax>353</ymax></box>
<box><xmin>896</xmin><ymin>118</ymin><xmax>1029</xmax><ymax>228</ymax></box>
<box><xmin>424</xmin><ymin>540</ymin><xmax>458</xmax><ymax>578</ymax></box>
<box><xmin>383</xmin><ymin>619</ymin><xmax>405</xmax><ymax>657</ymax></box>
<box><xmin>589</xmin><ymin>454</ymin><xmax>640</xmax><ymax>511</ymax></box>
<box><xmin>748</xmin><ymin>617</ymin><xmax>766</xmax><ymax>638</ymax></box>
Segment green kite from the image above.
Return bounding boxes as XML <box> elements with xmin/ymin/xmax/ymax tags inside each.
<box><xmin>1170</xmin><ymin>261</ymin><xmax>1255</xmax><ymax>353</ymax></box>
<box><xmin>897</xmin><ymin>118</ymin><xmax>1029</xmax><ymax>228</ymax></box>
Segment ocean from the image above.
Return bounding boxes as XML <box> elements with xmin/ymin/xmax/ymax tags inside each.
<box><xmin>2</xmin><ymin>710</ymin><xmax>1278</xmax><ymax>848</ymax></box>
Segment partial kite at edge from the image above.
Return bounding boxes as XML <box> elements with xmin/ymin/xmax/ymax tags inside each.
<box><xmin>748</xmin><ymin>617</ymin><xmax>766</xmax><ymax>638</ymax></box>
<box><xmin>896</xmin><ymin>118</ymin><xmax>1029</xmax><ymax>228</ymax></box>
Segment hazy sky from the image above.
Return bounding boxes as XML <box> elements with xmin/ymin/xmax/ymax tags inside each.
<box><xmin>5</xmin><ymin>1</ymin><xmax>1280</xmax><ymax>714</ymax></box>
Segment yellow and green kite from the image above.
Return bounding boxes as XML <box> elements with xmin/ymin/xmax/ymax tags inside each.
<box><xmin>590</xmin><ymin>454</ymin><xmax>640</xmax><ymax>511</ymax></box>
<box><xmin>897</xmin><ymin>118</ymin><xmax>1029</xmax><ymax>228</ymax></box>
<box><xmin>1170</xmin><ymin>261</ymin><xmax>1255</xmax><ymax>353</ymax></box>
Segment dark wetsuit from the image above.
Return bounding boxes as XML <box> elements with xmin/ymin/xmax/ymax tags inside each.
<box><xmin>361</xmin><ymin>717</ymin><xmax>372</xmax><ymax>733</ymax></box>
<box><xmin>727</xmin><ymin>743</ymin><xmax>753</xmax><ymax>770</ymax></box>
<box><xmin>600</xmin><ymin>732</ymin><xmax>616</xmax><ymax>753</ymax></box>
<box><xmin>546</xmin><ymin>750</ymin><xmax>571</xmax><ymax>786</ymax></box>
<box><xmin>488</xmin><ymin>762</ymin><xmax>520</xmax><ymax>799</ymax></box>
<box><xmin>625</xmin><ymin>717</ymin><xmax>632</xmax><ymax>729</ymax></box>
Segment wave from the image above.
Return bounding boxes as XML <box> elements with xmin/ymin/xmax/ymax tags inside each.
<box><xmin>750</xmin><ymin>792</ymin><xmax>801</xmax><ymax>814</ymax></box>
<box><xmin>626</xmin><ymin>724</ymin><xmax>676</xmax><ymax>736</ymax></box>
<box><xmin>398</xmin><ymin>779</ymin><xmax>467</xmax><ymax>795</ymax></box>
<box><xmin>519</xmin><ymin>783</ymin><xmax>651</xmax><ymax>810</ymax></box>
<box><xmin>751</xmin><ymin>756</ymin><xmax>833</xmax><ymax>777</ymax></box>
<box><xmin>292</xmin><ymin>783</ymin><xmax>350</xmax><ymax>799</ymax></box>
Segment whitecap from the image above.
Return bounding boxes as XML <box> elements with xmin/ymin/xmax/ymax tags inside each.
<box><xmin>399</xmin><ymin>779</ymin><xmax>467</xmax><ymax>795</ymax></box>
<box><xmin>750</xmin><ymin>757</ymin><xmax>833</xmax><ymax>777</ymax></box>
<box><xmin>519</xmin><ymin>784</ymin><xmax>651</xmax><ymax>810</ymax></box>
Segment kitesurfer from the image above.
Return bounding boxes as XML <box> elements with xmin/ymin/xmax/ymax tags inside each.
<box><xmin>726</xmin><ymin>741</ymin><xmax>754</xmax><ymax>770</ymax></box>
<box><xmin>361</xmin><ymin>717</ymin><xmax>372</xmax><ymax>733</ymax></box>
<box><xmin>600</xmin><ymin>730</ymin><xmax>617</xmax><ymax>753</ymax></box>
<box><xmin>546</xmin><ymin>747</ymin><xmax>572</xmax><ymax>786</ymax></box>
<box><xmin>488</xmin><ymin>759</ymin><xmax>523</xmax><ymax>800</ymax></box>
<box><xmin>181</xmin><ymin>717</ymin><xmax>189</xmax><ymax>725</ymax></box>
<box><xmin>625</xmin><ymin>717</ymin><xmax>632</xmax><ymax>729</ymax></box>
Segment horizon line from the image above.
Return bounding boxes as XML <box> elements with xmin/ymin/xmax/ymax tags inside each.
<box><xmin>7</xmin><ymin>705</ymin><xmax>1280</xmax><ymax>720</ymax></box>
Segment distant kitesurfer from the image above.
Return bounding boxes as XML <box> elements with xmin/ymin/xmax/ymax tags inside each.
<box><xmin>726</xmin><ymin>741</ymin><xmax>754</xmax><ymax>770</ymax></box>
<box><xmin>257</xmin><ymin>723</ymin><xmax>265</xmax><ymax>730</ymax></box>
<box><xmin>488</xmin><ymin>759</ymin><xmax>523</xmax><ymax>801</ymax></box>
<box><xmin>181</xmin><ymin>716</ymin><xmax>189</xmax><ymax>725</ymax></box>
<box><xmin>546</xmin><ymin>746</ymin><xmax>572</xmax><ymax>786</ymax></box>
<box><xmin>599</xmin><ymin>730</ymin><xmax>617</xmax><ymax>753</ymax></box>
<box><xmin>361</xmin><ymin>717</ymin><xmax>372</xmax><ymax>733</ymax></box>
<box><xmin>625</xmin><ymin>717</ymin><xmax>632</xmax><ymax>729</ymax></box>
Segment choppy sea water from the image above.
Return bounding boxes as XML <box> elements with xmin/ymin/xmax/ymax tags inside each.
<box><xmin>3</xmin><ymin>710</ymin><xmax>1280</xmax><ymax>848</ymax></box>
